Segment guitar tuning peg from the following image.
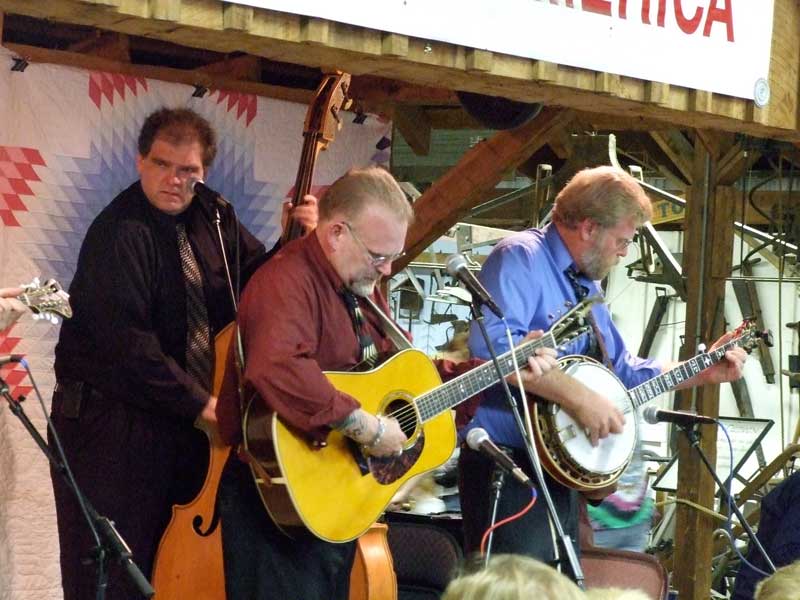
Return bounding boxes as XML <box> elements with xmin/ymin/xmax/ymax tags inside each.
<box><xmin>49</xmin><ymin>314</ymin><xmax>60</xmax><ymax>325</ymax></box>
<box><xmin>697</xmin><ymin>343</ymin><xmax>707</xmax><ymax>353</ymax></box>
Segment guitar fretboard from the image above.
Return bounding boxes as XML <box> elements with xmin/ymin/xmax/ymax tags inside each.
<box><xmin>628</xmin><ymin>332</ymin><xmax>753</xmax><ymax>410</ymax></box>
<box><xmin>414</xmin><ymin>333</ymin><xmax>558</xmax><ymax>423</ymax></box>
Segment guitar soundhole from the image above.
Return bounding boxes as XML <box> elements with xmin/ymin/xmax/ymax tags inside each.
<box><xmin>384</xmin><ymin>398</ymin><xmax>417</xmax><ymax>438</ymax></box>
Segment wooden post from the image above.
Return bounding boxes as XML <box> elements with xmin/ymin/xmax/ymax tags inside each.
<box><xmin>671</xmin><ymin>133</ymin><xmax>735</xmax><ymax>599</ymax></box>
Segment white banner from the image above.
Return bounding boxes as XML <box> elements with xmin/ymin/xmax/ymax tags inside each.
<box><xmin>234</xmin><ymin>0</ymin><xmax>775</xmax><ymax>101</ymax></box>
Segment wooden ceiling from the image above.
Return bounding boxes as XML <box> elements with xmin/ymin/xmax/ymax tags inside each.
<box><xmin>2</xmin><ymin>2</ymin><xmax>800</xmax><ymax>240</ymax></box>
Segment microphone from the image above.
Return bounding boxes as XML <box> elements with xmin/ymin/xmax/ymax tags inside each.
<box><xmin>642</xmin><ymin>405</ymin><xmax>716</xmax><ymax>427</ymax></box>
<box><xmin>0</xmin><ymin>354</ymin><xmax>24</xmax><ymax>366</ymax></box>
<box><xmin>185</xmin><ymin>177</ymin><xmax>229</xmax><ymax>210</ymax></box>
<box><xmin>466</xmin><ymin>427</ymin><xmax>533</xmax><ymax>488</ymax></box>
<box><xmin>445</xmin><ymin>254</ymin><xmax>504</xmax><ymax>319</ymax></box>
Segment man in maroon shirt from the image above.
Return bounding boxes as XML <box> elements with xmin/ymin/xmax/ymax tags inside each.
<box><xmin>216</xmin><ymin>166</ymin><xmax>557</xmax><ymax>599</ymax></box>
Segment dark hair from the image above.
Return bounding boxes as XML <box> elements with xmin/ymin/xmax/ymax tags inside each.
<box><xmin>137</xmin><ymin>107</ymin><xmax>217</xmax><ymax>167</ymax></box>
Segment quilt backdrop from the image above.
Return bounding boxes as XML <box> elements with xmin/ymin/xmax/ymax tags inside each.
<box><xmin>0</xmin><ymin>45</ymin><xmax>391</xmax><ymax>600</ymax></box>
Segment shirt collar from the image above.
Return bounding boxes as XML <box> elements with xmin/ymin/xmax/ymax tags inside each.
<box><xmin>543</xmin><ymin>223</ymin><xmax>579</xmax><ymax>273</ymax></box>
<box><xmin>305</xmin><ymin>230</ymin><xmax>349</xmax><ymax>294</ymax></box>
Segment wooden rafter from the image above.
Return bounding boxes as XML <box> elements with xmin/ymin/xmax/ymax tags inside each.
<box><xmin>392</xmin><ymin>105</ymin><xmax>431</xmax><ymax>156</ymax></box>
<box><xmin>0</xmin><ymin>0</ymin><xmax>799</xmax><ymax>141</ymax></box>
<box><xmin>395</xmin><ymin>107</ymin><xmax>573</xmax><ymax>270</ymax></box>
<box><xmin>717</xmin><ymin>143</ymin><xmax>762</xmax><ymax>186</ymax></box>
<box><xmin>650</xmin><ymin>130</ymin><xmax>694</xmax><ymax>184</ymax></box>
<box><xmin>195</xmin><ymin>54</ymin><xmax>262</xmax><ymax>81</ymax></box>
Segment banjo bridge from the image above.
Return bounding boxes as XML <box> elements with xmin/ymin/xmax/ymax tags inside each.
<box><xmin>556</xmin><ymin>423</ymin><xmax>580</xmax><ymax>444</ymax></box>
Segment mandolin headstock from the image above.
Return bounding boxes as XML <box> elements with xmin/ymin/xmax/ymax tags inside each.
<box><xmin>18</xmin><ymin>278</ymin><xmax>72</xmax><ymax>323</ymax></box>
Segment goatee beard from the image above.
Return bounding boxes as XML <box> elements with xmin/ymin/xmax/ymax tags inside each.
<box><xmin>349</xmin><ymin>279</ymin><xmax>378</xmax><ymax>298</ymax></box>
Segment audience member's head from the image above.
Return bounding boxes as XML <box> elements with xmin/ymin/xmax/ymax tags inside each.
<box><xmin>584</xmin><ymin>587</ymin><xmax>651</xmax><ymax>600</ymax></box>
<box><xmin>755</xmin><ymin>560</ymin><xmax>800</xmax><ymax>600</ymax></box>
<box><xmin>441</xmin><ymin>553</ymin><xmax>585</xmax><ymax>600</ymax></box>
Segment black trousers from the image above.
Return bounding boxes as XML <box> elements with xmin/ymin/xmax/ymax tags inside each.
<box><xmin>49</xmin><ymin>382</ymin><xmax>207</xmax><ymax>600</ymax></box>
<box><xmin>218</xmin><ymin>456</ymin><xmax>356</xmax><ymax>600</ymax></box>
<box><xmin>458</xmin><ymin>445</ymin><xmax>579</xmax><ymax>572</ymax></box>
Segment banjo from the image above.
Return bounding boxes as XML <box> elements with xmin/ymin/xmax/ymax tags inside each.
<box><xmin>532</xmin><ymin>321</ymin><xmax>768</xmax><ymax>492</ymax></box>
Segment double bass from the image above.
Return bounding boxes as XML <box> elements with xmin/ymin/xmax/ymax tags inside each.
<box><xmin>151</xmin><ymin>72</ymin><xmax>396</xmax><ymax>600</ymax></box>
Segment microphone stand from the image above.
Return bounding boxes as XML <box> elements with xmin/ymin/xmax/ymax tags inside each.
<box><xmin>470</xmin><ymin>301</ymin><xmax>585</xmax><ymax>587</ymax></box>
<box><xmin>484</xmin><ymin>464</ymin><xmax>506</xmax><ymax>566</ymax></box>
<box><xmin>205</xmin><ymin>198</ymin><xmax>239</xmax><ymax>314</ymax></box>
<box><xmin>0</xmin><ymin>374</ymin><xmax>154</xmax><ymax>599</ymax></box>
<box><xmin>676</xmin><ymin>423</ymin><xmax>775</xmax><ymax>573</ymax></box>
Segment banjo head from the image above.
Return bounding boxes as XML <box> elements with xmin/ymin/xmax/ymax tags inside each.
<box><xmin>552</xmin><ymin>357</ymin><xmax>637</xmax><ymax>476</ymax></box>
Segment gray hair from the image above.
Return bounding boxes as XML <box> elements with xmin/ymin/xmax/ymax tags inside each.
<box><xmin>319</xmin><ymin>166</ymin><xmax>414</xmax><ymax>225</ymax></box>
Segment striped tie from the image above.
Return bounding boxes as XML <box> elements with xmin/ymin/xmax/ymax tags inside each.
<box><xmin>176</xmin><ymin>223</ymin><xmax>212</xmax><ymax>390</ymax></box>
<box><xmin>343</xmin><ymin>291</ymin><xmax>379</xmax><ymax>369</ymax></box>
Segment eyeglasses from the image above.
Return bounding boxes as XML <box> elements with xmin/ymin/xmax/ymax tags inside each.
<box><xmin>616</xmin><ymin>236</ymin><xmax>636</xmax><ymax>251</ymax></box>
<box><xmin>344</xmin><ymin>222</ymin><xmax>406</xmax><ymax>267</ymax></box>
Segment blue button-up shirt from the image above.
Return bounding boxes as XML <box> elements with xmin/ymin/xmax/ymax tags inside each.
<box><xmin>466</xmin><ymin>224</ymin><xmax>661</xmax><ymax>448</ymax></box>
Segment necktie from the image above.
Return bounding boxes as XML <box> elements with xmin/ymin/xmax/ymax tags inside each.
<box><xmin>342</xmin><ymin>291</ymin><xmax>379</xmax><ymax>369</ymax></box>
<box><xmin>564</xmin><ymin>266</ymin><xmax>590</xmax><ymax>301</ymax></box>
<box><xmin>564</xmin><ymin>266</ymin><xmax>610</xmax><ymax>367</ymax></box>
<box><xmin>177</xmin><ymin>222</ymin><xmax>212</xmax><ymax>390</ymax></box>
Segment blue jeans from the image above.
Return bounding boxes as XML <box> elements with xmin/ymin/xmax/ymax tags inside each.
<box><xmin>592</xmin><ymin>520</ymin><xmax>651</xmax><ymax>553</ymax></box>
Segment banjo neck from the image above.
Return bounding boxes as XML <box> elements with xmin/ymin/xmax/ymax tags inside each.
<box><xmin>627</xmin><ymin>328</ymin><xmax>759</xmax><ymax>411</ymax></box>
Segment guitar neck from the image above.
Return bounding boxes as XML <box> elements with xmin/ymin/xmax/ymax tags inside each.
<box><xmin>628</xmin><ymin>333</ymin><xmax>752</xmax><ymax>410</ymax></box>
<box><xmin>415</xmin><ymin>333</ymin><xmax>558</xmax><ymax>423</ymax></box>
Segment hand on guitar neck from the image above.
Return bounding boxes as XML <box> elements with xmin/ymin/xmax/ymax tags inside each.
<box><xmin>0</xmin><ymin>287</ymin><xmax>27</xmax><ymax>330</ymax></box>
<box><xmin>663</xmin><ymin>329</ymin><xmax>748</xmax><ymax>389</ymax></box>
<box><xmin>281</xmin><ymin>194</ymin><xmax>319</xmax><ymax>238</ymax></box>
<box><xmin>196</xmin><ymin>394</ymin><xmax>219</xmax><ymax>428</ymax></box>
<box><xmin>506</xmin><ymin>329</ymin><xmax>559</xmax><ymax>388</ymax></box>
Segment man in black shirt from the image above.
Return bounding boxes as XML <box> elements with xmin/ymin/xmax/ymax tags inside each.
<box><xmin>49</xmin><ymin>107</ymin><xmax>312</xmax><ymax>600</ymax></box>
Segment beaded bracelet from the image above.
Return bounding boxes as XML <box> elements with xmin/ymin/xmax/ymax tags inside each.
<box><xmin>365</xmin><ymin>416</ymin><xmax>386</xmax><ymax>448</ymax></box>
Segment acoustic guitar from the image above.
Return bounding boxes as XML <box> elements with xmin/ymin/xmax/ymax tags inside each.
<box><xmin>241</xmin><ymin>297</ymin><xmax>596</xmax><ymax>542</ymax></box>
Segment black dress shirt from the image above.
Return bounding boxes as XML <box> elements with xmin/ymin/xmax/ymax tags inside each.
<box><xmin>54</xmin><ymin>181</ymin><xmax>268</xmax><ymax>420</ymax></box>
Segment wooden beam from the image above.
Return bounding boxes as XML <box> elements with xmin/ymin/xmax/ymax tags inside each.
<box><xmin>391</xmin><ymin>105</ymin><xmax>431</xmax><ymax>156</ymax></box>
<box><xmin>1</xmin><ymin>0</ymin><xmax>799</xmax><ymax>141</ymax></box>
<box><xmin>717</xmin><ymin>144</ymin><xmax>761</xmax><ymax>186</ymax></box>
<box><xmin>546</xmin><ymin>128</ymin><xmax>571</xmax><ymax>160</ymax></box>
<box><xmin>650</xmin><ymin>130</ymin><xmax>694</xmax><ymax>184</ymax></box>
<box><xmin>195</xmin><ymin>54</ymin><xmax>261</xmax><ymax>81</ymax></box>
<box><xmin>67</xmin><ymin>31</ymin><xmax>129</xmax><ymax>62</ymax></box>
<box><xmin>694</xmin><ymin>129</ymin><xmax>727</xmax><ymax>160</ymax></box>
<box><xmin>3</xmin><ymin>41</ymin><xmax>313</xmax><ymax>104</ymax></box>
<box><xmin>395</xmin><ymin>107</ymin><xmax>573</xmax><ymax>269</ymax></box>
<box><xmin>672</xmin><ymin>139</ymin><xmax>734</xmax><ymax>600</ymax></box>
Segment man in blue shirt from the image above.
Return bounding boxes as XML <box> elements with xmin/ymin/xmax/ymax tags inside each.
<box><xmin>459</xmin><ymin>166</ymin><xmax>747</xmax><ymax>572</ymax></box>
